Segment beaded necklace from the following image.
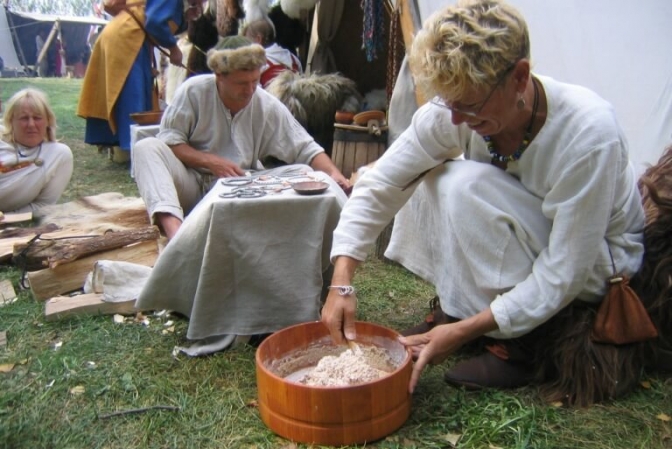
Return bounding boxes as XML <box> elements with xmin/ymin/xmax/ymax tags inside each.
<box><xmin>16</xmin><ymin>143</ymin><xmax>44</xmax><ymax>167</ymax></box>
<box><xmin>484</xmin><ymin>77</ymin><xmax>540</xmax><ymax>165</ymax></box>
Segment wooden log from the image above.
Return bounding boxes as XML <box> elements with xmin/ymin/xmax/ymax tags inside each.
<box><xmin>28</xmin><ymin>240</ymin><xmax>158</xmax><ymax>301</ymax></box>
<box><xmin>44</xmin><ymin>293</ymin><xmax>137</xmax><ymax>321</ymax></box>
<box><xmin>0</xmin><ymin>279</ymin><xmax>16</xmax><ymax>303</ymax></box>
<box><xmin>13</xmin><ymin>226</ymin><xmax>160</xmax><ymax>270</ymax></box>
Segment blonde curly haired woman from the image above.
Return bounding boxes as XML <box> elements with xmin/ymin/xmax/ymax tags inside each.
<box><xmin>321</xmin><ymin>0</ymin><xmax>647</xmax><ymax>406</ymax></box>
<box><xmin>0</xmin><ymin>88</ymin><xmax>73</xmax><ymax>214</ymax></box>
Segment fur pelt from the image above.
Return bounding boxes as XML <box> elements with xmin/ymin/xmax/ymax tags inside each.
<box><xmin>207</xmin><ymin>43</ymin><xmax>266</xmax><ymax>74</ymax></box>
<box><xmin>280</xmin><ymin>0</ymin><xmax>318</xmax><ymax>19</ymax></box>
<box><xmin>216</xmin><ymin>0</ymin><xmax>245</xmax><ymax>36</ymax></box>
<box><xmin>243</xmin><ymin>0</ymin><xmax>271</xmax><ymax>23</ymax></box>
<box><xmin>268</xmin><ymin>4</ymin><xmax>305</xmax><ymax>55</ymax></box>
<box><xmin>265</xmin><ymin>71</ymin><xmax>362</xmax><ymax>153</ymax></box>
<box><xmin>165</xmin><ymin>37</ymin><xmax>192</xmax><ymax>104</ymax></box>
<box><xmin>528</xmin><ymin>145</ymin><xmax>672</xmax><ymax>406</ymax></box>
<box><xmin>632</xmin><ymin>145</ymin><xmax>672</xmax><ymax>360</ymax></box>
<box><xmin>528</xmin><ymin>303</ymin><xmax>644</xmax><ymax>407</ymax></box>
<box><xmin>187</xmin><ymin>13</ymin><xmax>220</xmax><ymax>76</ymax></box>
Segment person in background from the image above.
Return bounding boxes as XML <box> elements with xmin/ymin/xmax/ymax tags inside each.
<box><xmin>54</xmin><ymin>36</ymin><xmax>66</xmax><ymax>78</ymax></box>
<box><xmin>0</xmin><ymin>89</ymin><xmax>73</xmax><ymax>214</ymax></box>
<box><xmin>77</xmin><ymin>0</ymin><xmax>203</xmax><ymax>162</ymax></box>
<box><xmin>243</xmin><ymin>19</ymin><xmax>302</xmax><ymax>88</ymax></box>
<box><xmin>321</xmin><ymin>0</ymin><xmax>646</xmax><ymax>407</ymax></box>
<box><xmin>132</xmin><ymin>36</ymin><xmax>349</xmax><ymax>239</ymax></box>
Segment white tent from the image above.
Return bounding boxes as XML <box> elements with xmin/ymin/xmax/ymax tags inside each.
<box><xmin>0</xmin><ymin>6</ymin><xmax>22</xmax><ymax>71</ymax></box>
<box><xmin>0</xmin><ymin>6</ymin><xmax>107</xmax><ymax>75</ymax></box>
<box><xmin>392</xmin><ymin>0</ymin><xmax>672</xmax><ymax>174</ymax></box>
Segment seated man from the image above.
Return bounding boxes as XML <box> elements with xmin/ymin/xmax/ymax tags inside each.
<box><xmin>132</xmin><ymin>36</ymin><xmax>349</xmax><ymax>239</ymax></box>
<box><xmin>242</xmin><ymin>19</ymin><xmax>302</xmax><ymax>88</ymax></box>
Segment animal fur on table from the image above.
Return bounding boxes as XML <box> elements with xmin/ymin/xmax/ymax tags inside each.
<box><xmin>266</xmin><ymin>71</ymin><xmax>362</xmax><ymax>154</ymax></box>
<box><xmin>0</xmin><ymin>193</ymin><xmax>151</xmax><ymax>264</ymax></box>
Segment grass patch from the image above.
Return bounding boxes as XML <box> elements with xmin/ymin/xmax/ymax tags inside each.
<box><xmin>1</xmin><ymin>79</ymin><xmax>671</xmax><ymax>448</ymax></box>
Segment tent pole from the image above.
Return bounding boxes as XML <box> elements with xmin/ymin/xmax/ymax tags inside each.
<box><xmin>37</xmin><ymin>20</ymin><xmax>60</xmax><ymax>69</ymax></box>
<box><xmin>4</xmin><ymin>6</ymin><xmax>30</xmax><ymax>74</ymax></box>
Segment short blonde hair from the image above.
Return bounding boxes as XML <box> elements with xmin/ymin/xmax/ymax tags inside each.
<box><xmin>2</xmin><ymin>88</ymin><xmax>57</xmax><ymax>143</ymax></box>
<box><xmin>409</xmin><ymin>0</ymin><xmax>530</xmax><ymax>102</ymax></box>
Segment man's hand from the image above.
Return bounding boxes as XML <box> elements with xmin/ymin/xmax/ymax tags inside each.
<box><xmin>207</xmin><ymin>156</ymin><xmax>246</xmax><ymax>178</ymax></box>
<box><xmin>329</xmin><ymin>171</ymin><xmax>351</xmax><ymax>190</ymax></box>
<box><xmin>168</xmin><ymin>45</ymin><xmax>183</xmax><ymax>67</ymax></box>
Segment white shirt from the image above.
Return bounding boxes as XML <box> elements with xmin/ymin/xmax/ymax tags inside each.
<box><xmin>331</xmin><ymin>75</ymin><xmax>645</xmax><ymax>336</ymax></box>
<box><xmin>158</xmin><ymin>74</ymin><xmax>323</xmax><ymax>172</ymax></box>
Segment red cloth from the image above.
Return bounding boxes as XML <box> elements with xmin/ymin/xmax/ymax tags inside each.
<box><xmin>260</xmin><ymin>58</ymin><xmax>300</xmax><ymax>88</ymax></box>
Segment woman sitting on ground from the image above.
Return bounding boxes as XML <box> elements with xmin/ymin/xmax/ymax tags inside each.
<box><xmin>0</xmin><ymin>88</ymin><xmax>73</xmax><ymax>214</ymax></box>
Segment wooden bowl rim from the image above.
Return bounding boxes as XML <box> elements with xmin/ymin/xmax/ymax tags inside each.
<box><xmin>353</xmin><ymin>110</ymin><xmax>386</xmax><ymax>125</ymax></box>
<box><xmin>256</xmin><ymin>321</ymin><xmax>412</xmax><ymax>389</ymax></box>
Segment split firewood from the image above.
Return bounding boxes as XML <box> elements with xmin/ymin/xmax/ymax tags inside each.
<box><xmin>44</xmin><ymin>293</ymin><xmax>137</xmax><ymax>321</ymax></box>
<box><xmin>28</xmin><ymin>240</ymin><xmax>159</xmax><ymax>301</ymax></box>
<box><xmin>13</xmin><ymin>226</ymin><xmax>160</xmax><ymax>271</ymax></box>
<box><xmin>0</xmin><ymin>211</ymin><xmax>32</xmax><ymax>225</ymax></box>
<box><xmin>0</xmin><ymin>279</ymin><xmax>16</xmax><ymax>305</ymax></box>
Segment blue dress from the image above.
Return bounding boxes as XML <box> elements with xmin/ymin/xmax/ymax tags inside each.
<box><xmin>84</xmin><ymin>0</ymin><xmax>184</xmax><ymax>152</ymax></box>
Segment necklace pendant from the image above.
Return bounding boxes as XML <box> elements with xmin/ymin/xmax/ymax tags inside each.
<box><xmin>34</xmin><ymin>158</ymin><xmax>44</xmax><ymax>167</ymax></box>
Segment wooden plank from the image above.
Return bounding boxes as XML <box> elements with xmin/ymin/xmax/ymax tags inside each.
<box><xmin>0</xmin><ymin>279</ymin><xmax>16</xmax><ymax>303</ymax></box>
<box><xmin>28</xmin><ymin>240</ymin><xmax>158</xmax><ymax>301</ymax></box>
<box><xmin>44</xmin><ymin>294</ymin><xmax>137</xmax><ymax>321</ymax></box>
<box><xmin>0</xmin><ymin>211</ymin><xmax>32</xmax><ymax>225</ymax></box>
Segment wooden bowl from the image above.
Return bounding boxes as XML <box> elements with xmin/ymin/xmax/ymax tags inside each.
<box><xmin>256</xmin><ymin>321</ymin><xmax>412</xmax><ymax>446</ymax></box>
<box><xmin>292</xmin><ymin>181</ymin><xmax>329</xmax><ymax>195</ymax></box>
<box><xmin>353</xmin><ymin>110</ymin><xmax>386</xmax><ymax>126</ymax></box>
<box><xmin>129</xmin><ymin>110</ymin><xmax>163</xmax><ymax>126</ymax></box>
<box><xmin>335</xmin><ymin>110</ymin><xmax>355</xmax><ymax>124</ymax></box>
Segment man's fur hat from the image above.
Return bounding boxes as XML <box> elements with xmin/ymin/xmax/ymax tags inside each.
<box><xmin>206</xmin><ymin>36</ymin><xmax>266</xmax><ymax>75</ymax></box>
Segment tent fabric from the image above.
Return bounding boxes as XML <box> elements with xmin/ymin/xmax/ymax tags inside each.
<box><xmin>305</xmin><ymin>0</ymin><xmax>344</xmax><ymax>75</ymax></box>
<box><xmin>0</xmin><ymin>7</ymin><xmax>22</xmax><ymax>70</ymax></box>
<box><xmin>0</xmin><ymin>6</ymin><xmax>107</xmax><ymax>72</ymax></box>
<box><xmin>396</xmin><ymin>0</ymin><xmax>672</xmax><ymax>173</ymax></box>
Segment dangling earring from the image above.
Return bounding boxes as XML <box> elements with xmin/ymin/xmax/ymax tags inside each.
<box><xmin>517</xmin><ymin>95</ymin><xmax>526</xmax><ymax>110</ymax></box>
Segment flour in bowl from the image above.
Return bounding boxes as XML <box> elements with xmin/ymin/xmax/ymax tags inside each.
<box><xmin>299</xmin><ymin>345</ymin><xmax>396</xmax><ymax>387</ymax></box>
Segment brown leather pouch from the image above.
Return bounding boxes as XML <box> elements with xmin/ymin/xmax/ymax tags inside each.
<box><xmin>591</xmin><ymin>273</ymin><xmax>658</xmax><ymax>345</ymax></box>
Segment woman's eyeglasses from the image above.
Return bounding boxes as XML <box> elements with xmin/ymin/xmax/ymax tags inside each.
<box><xmin>431</xmin><ymin>62</ymin><xmax>518</xmax><ymax>117</ymax></box>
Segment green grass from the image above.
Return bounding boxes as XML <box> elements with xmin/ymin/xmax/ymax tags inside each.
<box><xmin>1</xmin><ymin>78</ymin><xmax>671</xmax><ymax>449</ymax></box>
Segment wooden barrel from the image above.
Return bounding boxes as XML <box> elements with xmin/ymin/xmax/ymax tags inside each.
<box><xmin>331</xmin><ymin>127</ymin><xmax>387</xmax><ymax>179</ymax></box>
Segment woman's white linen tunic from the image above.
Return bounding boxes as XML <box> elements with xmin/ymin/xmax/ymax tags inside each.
<box><xmin>331</xmin><ymin>75</ymin><xmax>645</xmax><ymax>338</ymax></box>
